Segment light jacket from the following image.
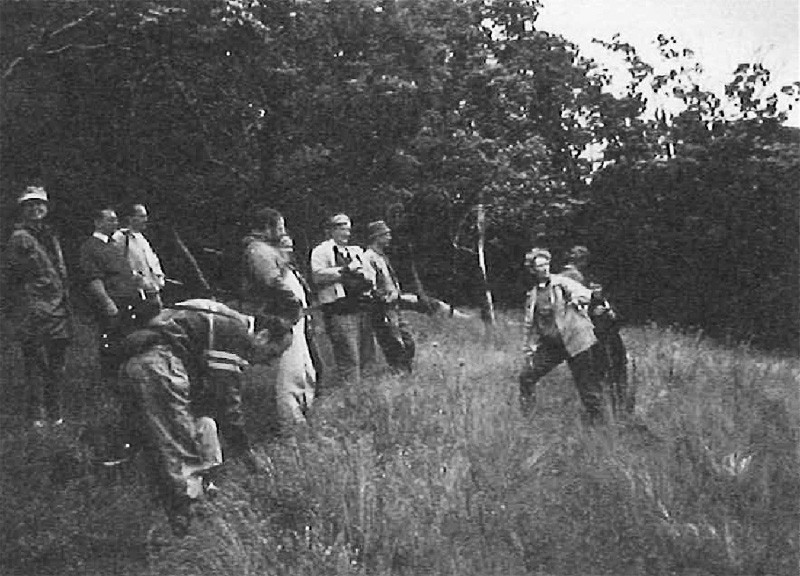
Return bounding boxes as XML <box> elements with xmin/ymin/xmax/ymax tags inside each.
<box><xmin>310</xmin><ymin>239</ymin><xmax>374</xmax><ymax>305</ymax></box>
<box><xmin>523</xmin><ymin>273</ymin><xmax>596</xmax><ymax>357</ymax></box>
<box><xmin>112</xmin><ymin>228</ymin><xmax>165</xmax><ymax>293</ymax></box>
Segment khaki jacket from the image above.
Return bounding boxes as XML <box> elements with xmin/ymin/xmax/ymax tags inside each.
<box><xmin>523</xmin><ymin>273</ymin><xmax>596</xmax><ymax>357</ymax></box>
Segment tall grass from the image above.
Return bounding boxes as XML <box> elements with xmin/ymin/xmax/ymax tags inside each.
<box><xmin>1</xmin><ymin>314</ymin><xmax>797</xmax><ymax>575</ymax></box>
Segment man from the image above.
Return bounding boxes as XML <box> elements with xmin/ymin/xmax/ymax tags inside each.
<box><xmin>113</xmin><ymin>203</ymin><xmax>165</xmax><ymax>309</ymax></box>
<box><xmin>561</xmin><ymin>245</ymin><xmax>632</xmax><ymax>416</ymax></box>
<box><xmin>117</xmin><ymin>299</ymin><xmax>288</xmax><ymax>536</ymax></box>
<box><xmin>310</xmin><ymin>213</ymin><xmax>375</xmax><ymax>387</ymax></box>
<box><xmin>519</xmin><ymin>247</ymin><xmax>603</xmax><ymax>423</ymax></box>
<box><xmin>2</xmin><ymin>186</ymin><xmax>72</xmax><ymax>426</ymax></box>
<box><xmin>79</xmin><ymin>207</ymin><xmax>147</xmax><ymax>379</ymax></box>
<box><xmin>362</xmin><ymin>220</ymin><xmax>416</xmax><ymax>373</ymax></box>
<box><xmin>240</xmin><ymin>208</ymin><xmax>310</xmax><ymax>431</ymax></box>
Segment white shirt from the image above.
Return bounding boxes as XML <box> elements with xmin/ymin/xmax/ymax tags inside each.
<box><xmin>112</xmin><ymin>228</ymin><xmax>165</xmax><ymax>293</ymax></box>
<box><xmin>310</xmin><ymin>238</ymin><xmax>374</xmax><ymax>305</ymax></box>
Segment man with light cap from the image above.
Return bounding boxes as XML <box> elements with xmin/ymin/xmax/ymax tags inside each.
<box><xmin>2</xmin><ymin>185</ymin><xmax>72</xmax><ymax>426</ymax></box>
<box><xmin>520</xmin><ymin>247</ymin><xmax>603</xmax><ymax>423</ymax></box>
<box><xmin>363</xmin><ymin>220</ymin><xmax>416</xmax><ymax>373</ymax></box>
<box><xmin>310</xmin><ymin>213</ymin><xmax>375</xmax><ymax>387</ymax></box>
<box><xmin>116</xmin><ymin>299</ymin><xmax>290</xmax><ymax>536</ymax></box>
<box><xmin>113</xmin><ymin>203</ymin><xmax>165</xmax><ymax>309</ymax></box>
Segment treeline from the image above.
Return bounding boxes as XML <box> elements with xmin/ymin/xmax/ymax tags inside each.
<box><xmin>1</xmin><ymin>0</ymin><xmax>797</xmax><ymax>349</ymax></box>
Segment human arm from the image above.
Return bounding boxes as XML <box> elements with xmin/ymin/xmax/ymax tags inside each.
<box><xmin>87</xmin><ymin>278</ymin><xmax>119</xmax><ymax>316</ymax></box>
<box><xmin>521</xmin><ymin>290</ymin><xmax>538</xmax><ymax>358</ymax></box>
<box><xmin>310</xmin><ymin>243</ymin><xmax>345</xmax><ymax>286</ymax></box>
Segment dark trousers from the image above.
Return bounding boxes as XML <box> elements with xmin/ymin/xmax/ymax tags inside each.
<box><xmin>371</xmin><ymin>306</ymin><xmax>415</xmax><ymax>372</ymax></box>
<box><xmin>21</xmin><ymin>338</ymin><xmax>69</xmax><ymax>421</ymax></box>
<box><xmin>594</xmin><ymin>327</ymin><xmax>632</xmax><ymax>416</ymax></box>
<box><xmin>519</xmin><ymin>341</ymin><xmax>603</xmax><ymax>421</ymax></box>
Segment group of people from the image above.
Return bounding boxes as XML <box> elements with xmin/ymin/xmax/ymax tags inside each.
<box><xmin>3</xmin><ymin>184</ymin><xmax>629</xmax><ymax>536</ymax></box>
<box><xmin>2</xmin><ymin>186</ymin><xmax>420</xmax><ymax>535</ymax></box>
<box><xmin>519</xmin><ymin>245</ymin><xmax>630</xmax><ymax>425</ymax></box>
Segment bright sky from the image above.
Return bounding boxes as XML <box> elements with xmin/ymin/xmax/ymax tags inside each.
<box><xmin>537</xmin><ymin>0</ymin><xmax>800</xmax><ymax>125</ymax></box>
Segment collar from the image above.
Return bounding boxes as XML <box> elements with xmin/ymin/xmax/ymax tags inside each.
<box><xmin>93</xmin><ymin>231</ymin><xmax>110</xmax><ymax>243</ymax></box>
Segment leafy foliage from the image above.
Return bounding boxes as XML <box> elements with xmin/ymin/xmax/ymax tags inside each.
<box><xmin>0</xmin><ymin>0</ymin><xmax>797</xmax><ymax>346</ymax></box>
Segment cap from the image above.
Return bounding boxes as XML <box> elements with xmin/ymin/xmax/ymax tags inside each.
<box><xmin>525</xmin><ymin>247</ymin><xmax>551</xmax><ymax>264</ymax></box>
<box><xmin>367</xmin><ymin>220</ymin><xmax>391</xmax><ymax>239</ymax></box>
<box><xmin>328</xmin><ymin>213</ymin><xmax>351</xmax><ymax>228</ymax></box>
<box><xmin>17</xmin><ymin>186</ymin><xmax>48</xmax><ymax>204</ymax></box>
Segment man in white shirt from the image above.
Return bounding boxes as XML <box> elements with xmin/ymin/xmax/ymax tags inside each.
<box><xmin>310</xmin><ymin>213</ymin><xmax>375</xmax><ymax>387</ymax></box>
<box><xmin>113</xmin><ymin>204</ymin><xmax>165</xmax><ymax>307</ymax></box>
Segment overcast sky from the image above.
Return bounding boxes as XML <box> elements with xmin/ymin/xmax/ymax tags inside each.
<box><xmin>537</xmin><ymin>0</ymin><xmax>799</xmax><ymax>125</ymax></box>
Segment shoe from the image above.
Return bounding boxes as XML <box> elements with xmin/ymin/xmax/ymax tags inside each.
<box><xmin>33</xmin><ymin>419</ymin><xmax>46</xmax><ymax>428</ymax></box>
<box><xmin>52</xmin><ymin>417</ymin><xmax>65</xmax><ymax>427</ymax></box>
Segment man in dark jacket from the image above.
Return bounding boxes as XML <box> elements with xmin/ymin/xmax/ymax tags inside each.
<box><xmin>117</xmin><ymin>299</ymin><xmax>290</xmax><ymax>536</ymax></box>
<box><xmin>79</xmin><ymin>207</ymin><xmax>149</xmax><ymax>380</ymax></box>
<box><xmin>560</xmin><ymin>245</ymin><xmax>632</xmax><ymax>417</ymax></box>
<box><xmin>3</xmin><ymin>186</ymin><xmax>72</xmax><ymax>426</ymax></box>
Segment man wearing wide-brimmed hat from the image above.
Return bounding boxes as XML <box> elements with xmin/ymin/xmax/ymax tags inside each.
<box><xmin>2</xmin><ymin>186</ymin><xmax>72</xmax><ymax>426</ymax></box>
<box><xmin>363</xmin><ymin>220</ymin><xmax>416</xmax><ymax>373</ymax></box>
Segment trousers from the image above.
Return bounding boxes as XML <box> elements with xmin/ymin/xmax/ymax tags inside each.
<box><xmin>519</xmin><ymin>341</ymin><xmax>603</xmax><ymax>421</ymax></box>
<box><xmin>21</xmin><ymin>338</ymin><xmax>68</xmax><ymax>421</ymax></box>
<box><xmin>118</xmin><ymin>346</ymin><xmax>219</xmax><ymax>515</ymax></box>
<box><xmin>371</xmin><ymin>306</ymin><xmax>415</xmax><ymax>372</ymax></box>
<box><xmin>275</xmin><ymin>315</ymin><xmax>316</xmax><ymax>429</ymax></box>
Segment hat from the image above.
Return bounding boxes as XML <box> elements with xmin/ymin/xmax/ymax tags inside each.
<box><xmin>525</xmin><ymin>247</ymin><xmax>551</xmax><ymax>264</ymax></box>
<box><xmin>279</xmin><ymin>235</ymin><xmax>294</xmax><ymax>249</ymax></box>
<box><xmin>328</xmin><ymin>213</ymin><xmax>351</xmax><ymax>228</ymax></box>
<box><xmin>367</xmin><ymin>220</ymin><xmax>391</xmax><ymax>239</ymax></box>
<box><xmin>17</xmin><ymin>186</ymin><xmax>48</xmax><ymax>204</ymax></box>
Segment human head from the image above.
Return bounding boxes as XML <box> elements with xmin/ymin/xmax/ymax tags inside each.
<box><xmin>253</xmin><ymin>207</ymin><xmax>286</xmax><ymax>243</ymax></box>
<box><xmin>567</xmin><ymin>245</ymin><xmax>590</xmax><ymax>271</ymax></box>
<box><xmin>326</xmin><ymin>213</ymin><xmax>351</xmax><ymax>246</ymax></box>
<box><xmin>17</xmin><ymin>185</ymin><xmax>49</xmax><ymax>223</ymax></box>
<box><xmin>367</xmin><ymin>220</ymin><xmax>392</xmax><ymax>249</ymax></box>
<box><xmin>525</xmin><ymin>247</ymin><xmax>551</xmax><ymax>283</ymax></box>
<box><xmin>124</xmin><ymin>203</ymin><xmax>149</xmax><ymax>233</ymax></box>
<box><xmin>93</xmin><ymin>208</ymin><xmax>119</xmax><ymax>237</ymax></box>
<box><xmin>278</xmin><ymin>234</ymin><xmax>294</xmax><ymax>261</ymax></box>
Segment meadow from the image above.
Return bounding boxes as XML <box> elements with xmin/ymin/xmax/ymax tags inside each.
<box><xmin>0</xmin><ymin>312</ymin><xmax>797</xmax><ymax>575</ymax></box>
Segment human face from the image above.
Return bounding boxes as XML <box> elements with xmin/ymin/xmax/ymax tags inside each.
<box><xmin>267</xmin><ymin>217</ymin><xmax>286</xmax><ymax>242</ymax></box>
<box><xmin>375</xmin><ymin>231</ymin><xmax>392</xmax><ymax>250</ymax></box>
<box><xmin>330</xmin><ymin>223</ymin><xmax>351</xmax><ymax>246</ymax></box>
<box><xmin>530</xmin><ymin>257</ymin><xmax>551</xmax><ymax>283</ymax></box>
<box><xmin>21</xmin><ymin>200</ymin><xmax>48</xmax><ymax>223</ymax></box>
<box><xmin>128</xmin><ymin>205</ymin><xmax>149</xmax><ymax>232</ymax></box>
<box><xmin>96</xmin><ymin>210</ymin><xmax>119</xmax><ymax>237</ymax></box>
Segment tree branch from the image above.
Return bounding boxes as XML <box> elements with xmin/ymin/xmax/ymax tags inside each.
<box><xmin>2</xmin><ymin>9</ymin><xmax>99</xmax><ymax>81</ymax></box>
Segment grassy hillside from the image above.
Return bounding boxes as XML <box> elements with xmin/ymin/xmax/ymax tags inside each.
<box><xmin>0</xmin><ymin>313</ymin><xmax>798</xmax><ymax>575</ymax></box>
